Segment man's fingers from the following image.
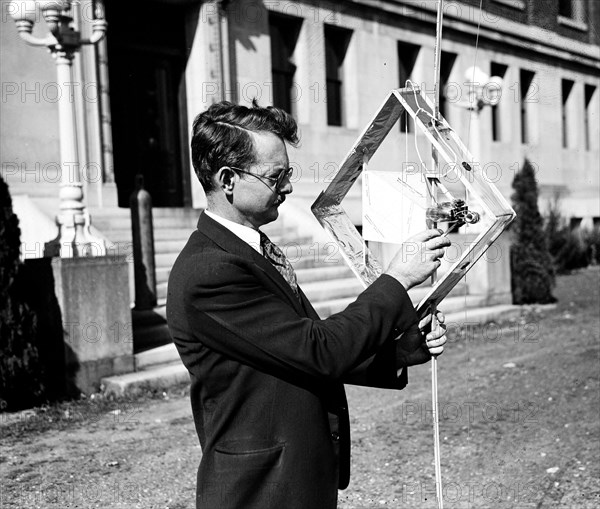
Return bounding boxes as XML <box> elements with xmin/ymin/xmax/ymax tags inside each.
<box><xmin>426</xmin><ymin>332</ymin><xmax>447</xmax><ymax>345</ymax></box>
<box><xmin>429</xmin><ymin>248</ymin><xmax>445</xmax><ymax>260</ymax></box>
<box><xmin>435</xmin><ymin>310</ymin><xmax>445</xmax><ymax>324</ymax></box>
<box><xmin>428</xmin><ymin>345</ymin><xmax>445</xmax><ymax>356</ymax></box>
<box><xmin>408</xmin><ymin>229</ymin><xmax>444</xmax><ymax>243</ymax></box>
<box><xmin>419</xmin><ymin>311</ymin><xmax>446</xmax><ymax>331</ymax></box>
<box><xmin>426</xmin><ymin>236</ymin><xmax>452</xmax><ymax>250</ymax></box>
<box><xmin>418</xmin><ymin>314</ymin><xmax>432</xmax><ymax>330</ymax></box>
<box><xmin>427</xmin><ymin>324</ymin><xmax>447</xmax><ymax>341</ymax></box>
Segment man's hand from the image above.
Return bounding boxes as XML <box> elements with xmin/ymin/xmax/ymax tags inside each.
<box><xmin>419</xmin><ymin>310</ymin><xmax>447</xmax><ymax>357</ymax></box>
<box><xmin>385</xmin><ymin>229</ymin><xmax>451</xmax><ymax>290</ymax></box>
<box><xmin>395</xmin><ymin>310</ymin><xmax>448</xmax><ymax>367</ymax></box>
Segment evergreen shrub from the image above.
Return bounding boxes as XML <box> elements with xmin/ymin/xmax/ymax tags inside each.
<box><xmin>545</xmin><ymin>197</ymin><xmax>591</xmax><ymax>273</ymax></box>
<box><xmin>510</xmin><ymin>160</ymin><xmax>556</xmax><ymax>304</ymax></box>
<box><xmin>0</xmin><ymin>175</ymin><xmax>44</xmax><ymax>411</ymax></box>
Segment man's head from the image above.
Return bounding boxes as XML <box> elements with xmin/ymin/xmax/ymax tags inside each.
<box><xmin>190</xmin><ymin>100</ymin><xmax>299</xmax><ymax>229</ymax></box>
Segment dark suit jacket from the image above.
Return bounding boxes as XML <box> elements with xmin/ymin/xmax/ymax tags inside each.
<box><xmin>167</xmin><ymin>212</ymin><xmax>423</xmax><ymax>509</ymax></box>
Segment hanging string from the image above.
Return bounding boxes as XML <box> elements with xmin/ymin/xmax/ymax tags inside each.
<box><xmin>430</xmin><ymin>2</ymin><xmax>445</xmax><ymax>508</ymax></box>
<box><xmin>466</xmin><ymin>0</ymin><xmax>485</xmax><ymax>149</ymax></box>
<box><xmin>463</xmin><ymin>1</ymin><xmax>485</xmax><ymax>503</ymax></box>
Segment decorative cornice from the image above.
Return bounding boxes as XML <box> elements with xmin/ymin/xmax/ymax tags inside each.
<box><xmin>343</xmin><ymin>0</ymin><xmax>600</xmax><ymax>70</ymax></box>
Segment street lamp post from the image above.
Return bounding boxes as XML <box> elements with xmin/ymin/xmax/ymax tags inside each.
<box><xmin>8</xmin><ymin>0</ymin><xmax>108</xmax><ymax>257</ymax></box>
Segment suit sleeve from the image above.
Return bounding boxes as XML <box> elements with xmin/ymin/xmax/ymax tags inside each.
<box><xmin>342</xmin><ymin>322</ymin><xmax>433</xmax><ymax>389</ymax></box>
<box><xmin>180</xmin><ymin>253</ymin><xmax>419</xmax><ymax>386</ymax></box>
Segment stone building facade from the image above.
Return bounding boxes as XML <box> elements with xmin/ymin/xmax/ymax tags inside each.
<box><xmin>1</xmin><ymin>0</ymin><xmax>598</xmax><ymax>228</ymax></box>
<box><xmin>1</xmin><ymin>0</ymin><xmax>598</xmax><ymax>361</ymax></box>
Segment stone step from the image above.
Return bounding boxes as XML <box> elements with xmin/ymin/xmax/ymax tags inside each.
<box><xmin>135</xmin><ymin>343</ymin><xmax>179</xmax><ymax>371</ymax></box>
<box><xmin>146</xmin><ymin>279</ymin><xmax>470</xmax><ymax>318</ymax></box>
<box><xmin>409</xmin><ymin>281</ymin><xmax>469</xmax><ymax>304</ymax></box>
<box><xmin>100</xmin><ymin>228</ymin><xmax>196</xmax><ymax>243</ymax></box>
<box><xmin>154</xmin><ymin>264</ymin><xmax>355</xmax><ymax>298</ymax></box>
<box><xmin>102</xmin><ymin>362</ymin><xmax>189</xmax><ymax>397</ymax></box>
<box><xmin>154</xmin><ymin>243</ymin><xmax>344</xmax><ymax>272</ymax></box>
<box><xmin>103</xmin><ymin>303</ymin><xmax>523</xmax><ymax>397</ymax></box>
<box><xmin>154</xmin><ymin>239</ymin><xmax>189</xmax><ymax>254</ymax></box>
<box><xmin>152</xmin><ymin>268</ymin><xmax>468</xmax><ymax>314</ymax></box>
<box><xmin>155</xmin><ymin>252</ymin><xmax>181</xmax><ymax>269</ymax></box>
<box><xmin>292</xmin><ymin>254</ymin><xmax>346</xmax><ymax>270</ymax></box>
<box><xmin>157</xmin><ymin>282</ymin><xmax>168</xmax><ymax>301</ymax></box>
<box><xmin>154</xmin><ymin>228</ymin><xmax>195</xmax><ymax>241</ymax></box>
<box><xmin>156</xmin><ymin>267</ymin><xmax>171</xmax><ymax>285</ymax></box>
<box><xmin>312</xmin><ymin>290</ymin><xmax>479</xmax><ymax>319</ymax></box>
<box><xmin>301</xmin><ymin>277</ymin><xmax>364</xmax><ymax>302</ymax></box>
<box><xmin>296</xmin><ymin>265</ymin><xmax>354</xmax><ymax>284</ymax></box>
<box><xmin>153</xmin><ymin>235</ymin><xmax>317</xmax><ymax>256</ymax></box>
<box><xmin>130</xmin><ymin>297</ymin><xmax>504</xmax><ymax>368</ymax></box>
<box><xmin>155</xmin><ymin>269</ymin><xmax>361</xmax><ymax>301</ymax></box>
<box><xmin>94</xmin><ymin>213</ymin><xmax>198</xmax><ymax>233</ymax></box>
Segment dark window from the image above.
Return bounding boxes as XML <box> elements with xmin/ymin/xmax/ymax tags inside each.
<box><xmin>558</xmin><ymin>0</ymin><xmax>586</xmax><ymax>22</ymax></box>
<box><xmin>558</xmin><ymin>0</ymin><xmax>573</xmax><ymax>18</ymax></box>
<box><xmin>562</xmin><ymin>79</ymin><xmax>575</xmax><ymax>148</ymax></box>
<box><xmin>490</xmin><ymin>62</ymin><xmax>508</xmax><ymax>142</ymax></box>
<box><xmin>440</xmin><ymin>51</ymin><xmax>457</xmax><ymax>119</ymax></box>
<box><xmin>324</xmin><ymin>24</ymin><xmax>352</xmax><ymax>126</ymax></box>
<box><xmin>398</xmin><ymin>42</ymin><xmax>420</xmax><ymax>133</ymax></box>
<box><xmin>584</xmin><ymin>84</ymin><xmax>596</xmax><ymax>151</ymax></box>
<box><xmin>269</xmin><ymin>12</ymin><xmax>302</xmax><ymax>114</ymax></box>
<box><xmin>520</xmin><ymin>69</ymin><xmax>535</xmax><ymax>144</ymax></box>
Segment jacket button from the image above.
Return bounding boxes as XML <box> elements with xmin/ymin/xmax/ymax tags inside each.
<box><xmin>331</xmin><ymin>432</ymin><xmax>340</xmax><ymax>441</ymax></box>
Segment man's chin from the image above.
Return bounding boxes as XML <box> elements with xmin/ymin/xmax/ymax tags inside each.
<box><xmin>257</xmin><ymin>208</ymin><xmax>279</xmax><ymax>227</ymax></box>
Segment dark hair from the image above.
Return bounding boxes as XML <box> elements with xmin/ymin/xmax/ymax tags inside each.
<box><xmin>190</xmin><ymin>99</ymin><xmax>299</xmax><ymax>192</ymax></box>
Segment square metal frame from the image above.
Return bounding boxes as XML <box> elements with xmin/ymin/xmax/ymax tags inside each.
<box><xmin>311</xmin><ymin>87</ymin><xmax>516</xmax><ymax>319</ymax></box>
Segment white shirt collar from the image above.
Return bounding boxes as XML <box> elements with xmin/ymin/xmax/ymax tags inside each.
<box><xmin>205</xmin><ymin>210</ymin><xmax>261</xmax><ymax>253</ymax></box>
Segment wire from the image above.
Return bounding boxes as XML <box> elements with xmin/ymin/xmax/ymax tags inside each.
<box><xmin>466</xmin><ymin>0</ymin><xmax>485</xmax><ymax>154</ymax></box>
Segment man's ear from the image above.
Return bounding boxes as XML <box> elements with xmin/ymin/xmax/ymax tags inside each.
<box><xmin>215</xmin><ymin>167</ymin><xmax>236</xmax><ymax>195</ymax></box>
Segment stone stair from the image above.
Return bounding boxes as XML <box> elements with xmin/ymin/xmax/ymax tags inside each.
<box><xmin>101</xmin><ymin>276</ymin><xmax>522</xmax><ymax>396</ymax></box>
<box><xmin>91</xmin><ymin>207</ymin><xmax>199</xmax><ymax>353</ymax></box>
<box><xmin>91</xmin><ymin>207</ymin><xmax>368</xmax><ymax>354</ymax></box>
<box><xmin>69</xmin><ymin>206</ymin><xmax>520</xmax><ymax>397</ymax></box>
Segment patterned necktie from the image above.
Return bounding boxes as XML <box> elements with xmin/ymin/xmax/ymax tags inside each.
<box><xmin>259</xmin><ymin>231</ymin><xmax>300</xmax><ymax>298</ymax></box>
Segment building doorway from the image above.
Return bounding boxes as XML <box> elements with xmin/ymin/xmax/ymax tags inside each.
<box><xmin>105</xmin><ymin>1</ymin><xmax>191</xmax><ymax>207</ymax></box>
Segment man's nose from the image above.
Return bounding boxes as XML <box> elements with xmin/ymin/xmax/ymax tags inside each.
<box><xmin>279</xmin><ymin>176</ymin><xmax>293</xmax><ymax>195</ymax></box>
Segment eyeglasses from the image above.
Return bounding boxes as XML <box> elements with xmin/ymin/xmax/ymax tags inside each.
<box><xmin>229</xmin><ymin>166</ymin><xmax>293</xmax><ymax>191</ymax></box>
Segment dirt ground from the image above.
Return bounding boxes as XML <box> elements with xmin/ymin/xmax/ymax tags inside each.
<box><xmin>1</xmin><ymin>268</ymin><xmax>599</xmax><ymax>509</ymax></box>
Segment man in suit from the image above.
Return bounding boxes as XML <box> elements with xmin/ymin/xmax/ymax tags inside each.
<box><xmin>167</xmin><ymin>100</ymin><xmax>450</xmax><ymax>508</ymax></box>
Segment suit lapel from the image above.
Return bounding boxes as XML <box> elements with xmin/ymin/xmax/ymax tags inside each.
<box><xmin>197</xmin><ymin>212</ymin><xmax>306</xmax><ymax>314</ymax></box>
